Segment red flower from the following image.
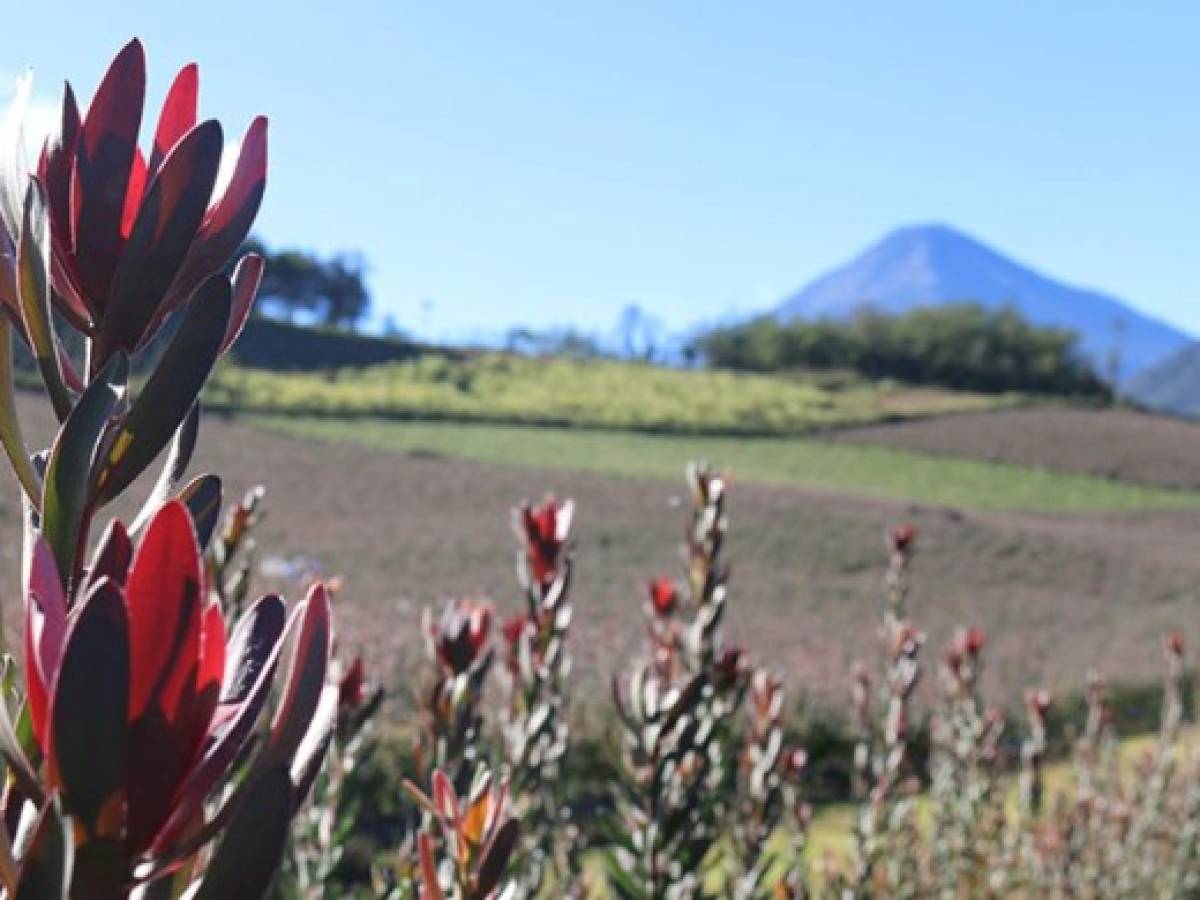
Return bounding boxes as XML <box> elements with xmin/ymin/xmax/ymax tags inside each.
<box><xmin>500</xmin><ymin>613</ymin><xmax>539</xmax><ymax>673</ymax></box>
<box><xmin>38</xmin><ymin>39</ymin><xmax>267</xmax><ymax>368</ymax></box>
<box><xmin>429</xmin><ymin>599</ymin><xmax>492</xmax><ymax>675</ymax></box>
<box><xmin>781</xmin><ymin>747</ymin><xmax>808</xmax><ymax>778</ymax></box>
<box><xmin>24</xmin><ymin>501</ymin><xmax>330</xmax><ymax>858</ymax></box>
<box><xmin>887</xmin><ymin>523</ymin><xmax>918</xmax><ymax>556</ymax></box>
<box><xmin>647</xmin><ymin>577</ymin><xmax>678</xmax><ymax>617</ymax></box>
<box><xmin>714</xmin><ymin>646</ymin><xmax>747</xmax><ymax>688</ymax></box>
<box><xmin>339</xmin><ymin>656</ymin><xmax>366</xmax><ymax>712</ymax></box>
<box><xmin>517</xmin><ymin>496</ymin><xmax>573</xmax><ymax>587</ymax></box>
<box><xmin>1167</xmin><ymin>631</ymin><xmax>1186</xmax><ymax>657</ymax></box>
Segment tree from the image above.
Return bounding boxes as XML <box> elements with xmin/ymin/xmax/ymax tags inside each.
<box><xmin>616</xmin><ymin>303</ymin><xmax>663</xmax><ymax>362</ymax></box>
<box><xmin>239</xmin><ymin>237</ymin><xmax>372</xmax><ymax>329</ymax></box>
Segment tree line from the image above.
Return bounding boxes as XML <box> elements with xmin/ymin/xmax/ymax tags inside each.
<box><xmin>692</xmin><ymin>303</ymin><xmax>1109</xmax><ymax>397</ymax></box>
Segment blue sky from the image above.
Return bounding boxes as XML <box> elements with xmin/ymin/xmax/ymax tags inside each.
<box><xmin>4</xmin><ymin>2</ymin><xmax>1198</xmax><ymax>342</ymax></box>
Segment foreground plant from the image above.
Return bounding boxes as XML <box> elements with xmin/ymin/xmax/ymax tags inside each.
<box><xmin>608</xmin><ymin>463</ymin><xmax>751</xmax><ymax>898</ymax></box>
<box><xmin>500</xmin><ymin>496</ymin><xmax>581</xmax><ymax>896</ymax></box>
<box><xmin>727</xmin><ymin>668</ymin><xmax>810</xmax><ymax>899</ymax></box>
<box><xmin>0</xmin><ymin>39</ymin><xmax>335</xmax><ymax>899</ymax></box>
<box><xmin>834</xmin><ymin>525</ymin><xmax>924</xmax><ymax>897</ymax></box>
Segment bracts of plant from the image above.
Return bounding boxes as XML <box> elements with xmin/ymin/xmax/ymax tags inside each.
<box><xmin>927</xmin><ymin>627</ymin><xmax>1005</xmax><ymax>896</ymax></box>
<box><xmin>835</xmin><ymin>525</ymin><xmax>924</xmax><ymax>898</ymax></box>
<box><xmin>207</xmin><ymin>484</ymin><xmax>267</xmax><ymax>620</ymax></box>
<box><xmin>377</xmin><ymin>601</ymin><xmax>493</xmax><ymax>896</ymax></box>
<box><xmin>499</xmin><ymin>496</ymin><xmax>581</xmax><ymax>896</ymax></box>
<box><xmin>404</xmin><ymin>767</ymin><xmax>520</xmax><ymax>900</ymax></box>
<box><xmin>606</xmin><ymin>463</ymin><xmax>750</xmax><ymax>899</ymax></box>
<box><xmin>726</xmin><ymin>667</ymin><xmax>810</xmax><ymax>899</ymax></box>
<box><xmin>0</xmin><ymin>39</ymin><xmax>338</xmax><ymax>898</ymax></box>
<box><xmin>415</xmin><ymin>600</ymin><xmax>494</xmax><ymax>788</ymax></box>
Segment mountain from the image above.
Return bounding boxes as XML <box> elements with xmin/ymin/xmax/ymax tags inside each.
<box><xmin>775</xmin><ymin>224</ymin><xmax>1190</xmax><ymax>381</ymax></box>
<box><xmin>1125</xmin><ymin>343</ymin><xmax>1200</xmax><ymax>416</ymax></box>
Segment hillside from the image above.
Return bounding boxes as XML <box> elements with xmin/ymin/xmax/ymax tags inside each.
<box><xmin>1125</xmin><ymin>341</ymin><xmax>1200</xmax><ymax>416</ymax></box>
<box><xmin>204</xmin><ymin>354</ymin><xmax>1016</xmax><ymax>436</ymax></box>
<box><xmin>776</xmin><ymin>224</ymin><xmax>1189</xmax><ymax>381</ymax></box>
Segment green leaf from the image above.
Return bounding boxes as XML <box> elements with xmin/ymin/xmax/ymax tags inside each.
<box><xmin>41</xmin><ymin>353</ymin><xmax>127</xmax><ymax>586</ymax></box>
<box><xmin>178</xmin><ymin>473</ymin><xmax>222</xmax><ymax>551</ymax></box>
<box><xmin>50</xmin><ymin>578</ymin><xmax>129</xmax><ymax>838</ymax></box>
<box><xmin>131</xmin><ymin>402</ymin><xmax>201</xmax><ymax>535</ymax></box>
<box><xmin>14</xmin><ymin>797</ymin><xmax>71</xmax><ymax>900</ymax></box>
<box><xmin>189</xmin><ymin>765</ymin><xmax>292</xmax><ymax>900</ymax></box>
<box><xmin>17</xmin><ymin>181</ymin><xmax>72</xmax><ymax>421</ymax></box>
<box><xmin>0</xmin><ymin>665</ymin><xmax>44</xmax><ymax>806</ymax></box>
<box><xmin>94</xmin><ymin>275</ymin><xmax>230</xmax><ymax>506</ymax></box>
<box><xmin>0</xmin><ymin>316</ymin><xmax>41</xmax><ymax>507</ymax></box>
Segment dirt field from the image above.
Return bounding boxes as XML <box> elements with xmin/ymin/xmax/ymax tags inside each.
<box><xmin>834</xmin><ymin>406</ymin><xmax>1200</xmax><ymax>488</ymax></box>
<box><xmin>2</xmin><ymin>395</ymin><xmax>1199</xmax><ymax>715</ymax></box>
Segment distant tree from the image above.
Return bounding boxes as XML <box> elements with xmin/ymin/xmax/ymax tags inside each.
<box><xmin>616</xmin><ymin>303</ymin><xmax>663</xmax><ymax>362</ymax></box>
<box><xmin>506</xmin><ymin>326</ymin><xmax>603</xmax><ymax>359</ymax></box>
<box><xmin>694</xmin><ymin>303</ymin><xmax>1110</xmax><ymax>398</ymax></box>
<box><xmin>321</xmin><ymin>253</ymin><xmax>370</xmax><ymax>328</ymax></box>
<box><xmin>239</xmin><ymin>237</ymin><xmax>372</xmax><ymax>329</ymax></box>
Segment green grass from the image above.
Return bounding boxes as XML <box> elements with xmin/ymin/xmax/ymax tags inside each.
<box><xmin>206</xmin><ymin>353</ymin><xmax>1019</xmax><ymax>436</ymax></box>
<box><xmin>245</xmin><ymin>415</ymin><xmax>1200</xmax><ymax>513</ymax></box>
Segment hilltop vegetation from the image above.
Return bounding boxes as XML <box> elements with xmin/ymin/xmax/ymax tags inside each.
<box><xmin>695</xmin><ymin>303</ymin><xmax>1110</xmax><ymax>397</ymax></box>
<box><xmin>206</xmin><ymin>351</ymin><xmax>1017</xmax><ymax>436</ymax></box>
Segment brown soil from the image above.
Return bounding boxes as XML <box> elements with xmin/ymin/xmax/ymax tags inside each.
<box><xmin>833</xmin><ymin>407</ymin><xmax>1200</xmax><ymax>488</ymax></box>
<box><xmin>2</xmin><ymin>396</ymin><xmax>1198</xmax><ymax>715</ymax></box>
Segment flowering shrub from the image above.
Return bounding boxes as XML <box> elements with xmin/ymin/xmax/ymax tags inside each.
<box><xmin>607</xmin><ymin>463</ymin><xmax>754</xmax><ymax>897</ymax></box>
<box><xmin>0</xmin><ymin>39</ymin><xmax>333</xmax><ymax>899</ymax></box>
<box><xmin>500</xmin><ymin>497</ymin><xmax>581</xmax><ymax>896</ymax></box>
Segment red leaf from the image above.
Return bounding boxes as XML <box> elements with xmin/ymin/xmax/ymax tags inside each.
<box><xmin>125</xmin><ymin>501</ymin><xmax>202</xmax><ymax>723</ymax></box>
<box><xmin>24</xmin><ymin>537</ymin><xmax>67</xmax><ymax>752</ymax></box>
<box><xmin>149</xmin><ymin>63</ymin><xmax>199</xmax><ymax>177</ymax></box>
<box><xmin>417</xmin><ymin>833</ymin><xmax>444</xmax><ymax>900</ymax></box>
<box><xmin>71</xmin><ymin>38</ymin><xmax>146</xmax><ymax>309</ymax></box>
<box><xmin>267</xmin><ymin>582</ymin><xmax>332</xmax><ymax>764</ymax></box>
<box><xmin>98</xmin><ymin>120</ymin><xmax>222</xmax><ymax>359</ymax></box>
<box><xmin>433</xmin><ymin>769</ymin><xmax>458</xmax><ymax>824</ymax></box>
<box><xmin>38</xmin><ymin>84</ymin><xmax>80</xmax><ymax>256</ymax></box>
<box><xmin>199</xmin><ymin>602</ymin><xmax>227</xmax><ymax>699</ymax></box>
<box><xmin>149</xmin><ymin>595</ymin><xmax>285</xmax><ymax>856</ymax></box>
<box><xmin>39</xmin><ymin>83</ymin><xmax>91</xmax><ymax>326</ymax></box>
<box><xmin>86</xmin><ymin>518</ymin><xmax>133</xmax><ymax>593</ymax></box>
<box><xmin>121</xmin><ymin>148</ymin><xmax>146</xmax><ymax>239</ymax></box>
<box><xmin>48</xmin><ymin>577</ymin><xmax>129</xmax><ymax>837</ymax></box>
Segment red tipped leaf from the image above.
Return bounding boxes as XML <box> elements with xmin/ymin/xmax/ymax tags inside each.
<box><xmin>23</xmin><ymin>537</ymin><xmax>67</xmax><ymax>751</ymax></box>
<box><xmin>98</xmin><ymin>120</ymin><xmax>222</xmax><ymax>360</ymax></box>
<box><xmin>163</xmin><ymin>116</ymin><xmax>266</xmax><ymax>312</ymax></box>
<box><xmin>49</xmin><ymin>577</ymin><xmax>129</xmax><ymax>838</ymax></box>
<box><xmin>71</xmin><ymin>38</ymin><xmax>146</xmax><ymax>309</ymax></box>
<box><xmin>149</xmin><ymin>595</ymin><xmax>285</xmax><ymax>856</ymax></box>
<box><xmin>149</xmin><ymin>64</ymin><xmax>199</xmax><ymax>176</ymax></box>
<box><xmin>125</xmin><ymin>501</ymin><xmax>202</xmax><ymax>722</ymax></box>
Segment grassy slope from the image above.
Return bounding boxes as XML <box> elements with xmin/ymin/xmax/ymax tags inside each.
<box><xmin>207</xmin><ymin>354</ymin><xmax>1018</xmax><ymax>435</ymax></box>
<box><xmin>247</xmin><ymin>415</ymin><xmax>1200</xmax><ymax>512</ymax></box>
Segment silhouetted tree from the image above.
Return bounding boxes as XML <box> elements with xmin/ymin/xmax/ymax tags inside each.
<box><xmin>240</xmin><ymin>237</ymin><xmax>371</xmax><ymax>329</ymax></box>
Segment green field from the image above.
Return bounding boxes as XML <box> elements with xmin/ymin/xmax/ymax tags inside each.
<box><xmin>246</xmin><ymin>415</ymin><xmax>1200</xmax><ymax>512</ymax></box>
<box><xmin>206</xmin><ymin>353</ymin><xmax>1019</xmax><ymax>436</ymax></box>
